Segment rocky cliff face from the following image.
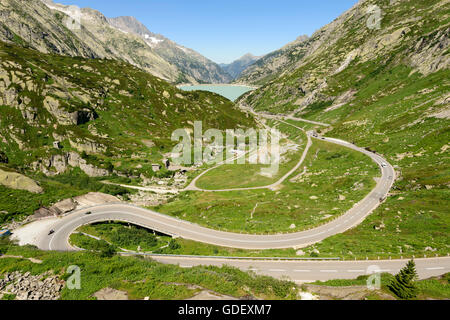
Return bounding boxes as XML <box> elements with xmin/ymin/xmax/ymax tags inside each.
<box><xmin>0</xmin><ymin>0</ymin><xmax>231</xmax><ymax>84</ymax></box>
<box><xmin>0</xmin><ymin>0</ymin><xmax>102</xmax><ymax>57</ymax></box>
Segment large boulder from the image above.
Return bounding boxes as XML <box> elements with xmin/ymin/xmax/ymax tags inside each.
<box><xmin>0</xmin><ymin>169</ymin><xmax>43</xmax><ymax>193</ymax></box>
<box><xmin>93</xmin><ymin>287</ymin><xmax>128</xmax><ymax>300</ymax></box>
<box><xmin>51</xmin><ymin>198</ymin><xmax>77</xmax><ymax>214</ymax></box>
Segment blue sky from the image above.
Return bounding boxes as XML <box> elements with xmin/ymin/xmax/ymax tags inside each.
<box><xmin>57</xmin><ymin>0</ymin><xmax>359</xmax><ymax>64</ymax></box>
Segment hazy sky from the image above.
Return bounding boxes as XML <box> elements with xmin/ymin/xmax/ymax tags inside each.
<box><xmin>57</xmin><ymin>0</ymin><xmax>359</xmax><ymax>64</ymax></box>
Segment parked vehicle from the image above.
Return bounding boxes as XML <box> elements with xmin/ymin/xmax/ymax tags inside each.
<box><xmin>85</xmin><ymin>211</ymin><xmax>92</xmax><ymax>215</ymax></box>
<box><xmin>0</xmin><ymin>230</ymin><xmax>11</xmax><ymax>237</ymax></box>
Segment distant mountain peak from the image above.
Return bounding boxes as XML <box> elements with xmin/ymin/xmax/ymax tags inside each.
<box><xmin>295</xmin><ymin>35</ymin><xmax>309</xmax><ymax>42</ymax></box>
<box><xmin>107</xmin><ymin>15</ymin><xmax>231</xmax><ymax>83</ymax></box>
<box><xmin>241</xmin><ymin>53</ymin><xmax>257</xmax><ymax>59</ymax></box>
<box><xmin>107</xmin><ymin>16</ymin><xmax>157</xmax><ymax>39</ymax></box>
<box><xmin>29</xmin><ymin>1</ymin><xmax>233</xmax><ymax>84</ymax></box>
<box><xmin>221</xmin><ymin>54</ymin><xmax>262</xmax><ymax>80</ymax></box>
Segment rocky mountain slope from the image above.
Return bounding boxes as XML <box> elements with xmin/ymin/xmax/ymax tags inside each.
<box><xmin>235</xmin><ymin>35</ymin><xmax>309</xmax><ymax>85</ymax></box>
<box><xmin>0</xmin><ymin>40</ymin><xmax>254</xmax><ymax>179</ymax></box>
<box><xmin>238</xmin><ymin>0</ymin><xmax>449</xmax><ymax>258</ymax></box>
<box><xmin>108</xmin><ymin>16</ymin><xmax>232</xmax><ymax>84</ymax></box>
<box><xmin>220</xmin><ymin>53</ymin><xmax>261</xmax><ymax>80</ymax></box>
<box><xmin>240</xmin><ymin>0</ymin><xmax>448</xmax><ymax>114</ymax></box>
<box><xmin>0</xmin><ymin>0</ymin><xmax>230</xmax><ymax>84</ymax></box>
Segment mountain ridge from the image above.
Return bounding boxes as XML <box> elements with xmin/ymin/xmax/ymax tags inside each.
<box><xmin>220</xmin><ymin>53</ymin><xmax>261</xmax><ymax>80</ymax></box>
<box><xmin>0</xmin><ymin>0</ymin><xmax>231</xmax><ymax>84</ymax></box>
<box><xmin>108</xmin><ymin>15</ymin><xmax>232</xmax><ymax>84</ymax></box>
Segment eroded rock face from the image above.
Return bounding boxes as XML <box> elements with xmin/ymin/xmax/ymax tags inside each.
<box><xmin>69</xmin><ymin>139</ymin><xmax>105</xmax><ymax>154</ymax></box>
<box><xmin>43</xmin><ymin>96</ymin><xmax>98</xmax><ymax>126</ymax></box>
<box><xmin>409</xmin><ymin>27</ymin><xmax>450</xmax><ymax>76</ymax></box>
<box><xmin>51</xmin><ymin>198</ymin><xmax>77</xmax><ymax>215</ymax></box>
<box><xmin>239</xmin><ymin>0</ymin><xmax>449</xmax><ymax>117</ymax></box>
<box><xmin>33</xmin><ymin>151</ymin><xmax>108</xmax><ymax>177</ymax></box>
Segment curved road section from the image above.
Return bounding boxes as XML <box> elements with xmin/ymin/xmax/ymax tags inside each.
<box><xmin>39</xmin><ymin>133</ymin><xmax>395</xmax><ymax>251</ymax></box>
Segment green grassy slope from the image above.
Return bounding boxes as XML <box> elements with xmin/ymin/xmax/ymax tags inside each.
<box><xmin>0</xmin><ymin>41</ymin><xmax>255</xmax><ymax>222</ymax></box>
<box><xmin>0</xmin><ymin>239</ymin><xmax>298</xmax><ymax>300</ymax></box>
<box><xmin>237</xmin><ymin>0</ymin><xmax>449</xmax><ymax>258</ymax></box>
<box><xmin>157</xmin><ymin>124</ymin><xmax>379</xmax><ymax>234</ymax></box>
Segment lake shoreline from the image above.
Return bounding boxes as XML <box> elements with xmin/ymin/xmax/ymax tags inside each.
<box><xmin>178</xmin><ymin>84</ymin><xmax>258</xmax><ymax>101</ymax></box>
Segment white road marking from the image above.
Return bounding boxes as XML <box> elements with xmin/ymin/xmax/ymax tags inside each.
<box><xmin>347</xmin><ymin>270</ymin><xmax>365</xmax><ymax>273</ymax></box>
<box><xmin>269</xmin><ymin>269</ymin><xmax>286</xmax><ymax>272</ymax></box>
<box><xmin>426</xmin><ymin>267</ymin><xmax>445</xmax><ymax>270</ymax></box>
<box><xmin>320</xmin><ymin>270</ymin><xmax>338</xmax><ymax>273</ymax></box>
<box><xmin>294</xmin><ymin>270</ymin><xmax>311</xmax><ymax>273</ymax></box>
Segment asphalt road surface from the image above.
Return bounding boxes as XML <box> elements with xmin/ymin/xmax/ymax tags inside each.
<box><xmin>150</xmin><ymin>255</ymin><xmax>450</xmax><ymax>282</ymax></box>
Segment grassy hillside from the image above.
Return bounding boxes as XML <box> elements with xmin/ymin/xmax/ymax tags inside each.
<box><xmin>0</xmin><ymin>40</ymin><xmax>254</xmax><ymax>222</ymax></box>
<box><xmin>157</xmin><ymin>121</ymin><xmax>379</xmax><ymax>234</ymax></box>
<box><xmin>0</xmin><ymin>238</ymin><xmax>298</xmax><ymax>300</ymax></box>
<box><xmin>237</xmin><ymin>0</ymin><xmax>449</xmax><ymax>258</ymax></box>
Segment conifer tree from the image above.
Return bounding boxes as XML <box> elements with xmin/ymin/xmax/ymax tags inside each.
<box><xmin>388</xmin><ymin>260</ymin><xmax>419</xmax><ymax>299</ymax></box>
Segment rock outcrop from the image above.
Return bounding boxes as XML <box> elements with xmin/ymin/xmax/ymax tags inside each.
<box><xmin>32</xmin><ymin>192</ymin><xmax>120</xmax><ymax>219</ymax></box>
<box><xmin>33</xmin><ymin>152</ymin><xmax>109</xmax><ymax>177</ymax></box>
<box><xmin>93</xmin><ymin>287</ymin><xmax>128</xmax><ymax>300</ymax></box>
<box><xmin>43</xmin><ymin>96</ymin><xmax>98</xmax><ymax>126</ymax></box>
<box><xmin>0</xmin><ymin>169</ymin><xmax>43</xmax><ymax>193</ymax></box>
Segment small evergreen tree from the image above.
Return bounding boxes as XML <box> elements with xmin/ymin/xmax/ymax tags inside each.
<box><xmin>168</xmin><ymin>239</ymin><xmax>180</xmax><ymax>250</ymax></box>
<box><xmin>388</xmin><ymin>260</ymin><xmax>418</xmax><ymax>299</ymax></box>
<box><xmin>96</xmin><ymin>240</ymin><xmax>116</xmax><ymax>258</ymax></box>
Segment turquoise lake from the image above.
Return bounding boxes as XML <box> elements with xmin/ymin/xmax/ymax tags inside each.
<box><xmin>178</xmin><ymin>85</ymin><xmax>255</xmax><ymax>102</ymax></box>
